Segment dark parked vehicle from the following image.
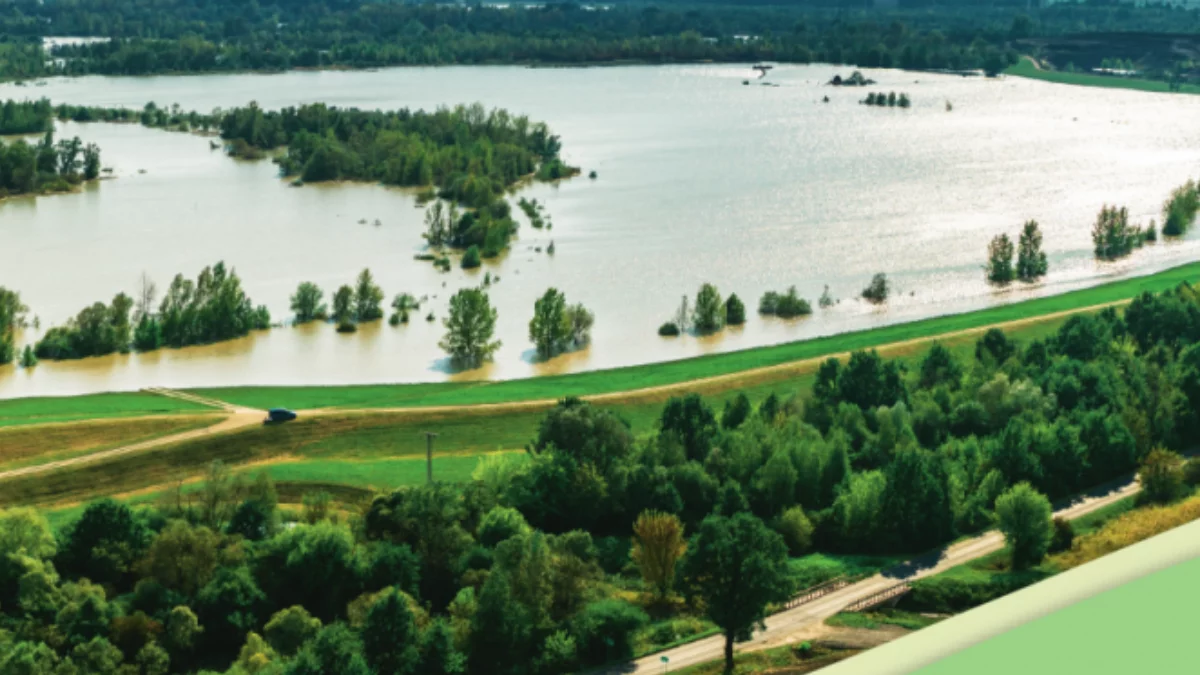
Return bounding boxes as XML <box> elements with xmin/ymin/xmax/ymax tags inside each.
<box><xmin>264</xmin><ymin>408</ymin><xmax>298</xmax><ymax>424</ymax></box>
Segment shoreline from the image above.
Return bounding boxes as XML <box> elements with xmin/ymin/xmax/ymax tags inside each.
<box><xmin>4</xmin><ymin>258</ymin><xmax>1198</xmax><ymax>409</ymax></box>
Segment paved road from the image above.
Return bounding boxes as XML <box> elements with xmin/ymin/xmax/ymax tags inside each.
<box><xmin>598</xmin><ymin>478</ymin><xmax>1142</xmax><ymax>674</ymax></box>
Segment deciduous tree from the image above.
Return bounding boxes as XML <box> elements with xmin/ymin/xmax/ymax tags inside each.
<box><xmin>630</xmin><ymin>511</ymin><xmax>686</xmax><ymax>600</ymax></box>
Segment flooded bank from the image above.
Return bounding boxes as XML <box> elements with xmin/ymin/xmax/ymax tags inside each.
<box><xmin>3</xmin><ymin>64</ymin><xmax>1200</xmax><ymax>397</ymax></box>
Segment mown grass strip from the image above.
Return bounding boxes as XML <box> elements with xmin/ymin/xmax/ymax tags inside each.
<box><xmin>0</xmin><ymin>391</ymin><xmax>213</xmax><ymax>428</ymax></box>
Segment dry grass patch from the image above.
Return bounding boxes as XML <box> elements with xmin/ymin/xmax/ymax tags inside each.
<box><xmin>1052</xmin><ymin>494</ymin><xmax>1200</xmax><ymax>570</ymax></box>
<box><xmin>0</xmin><ymin>415</ymin><xmax>220</xmax><ymax>472</ymax></box>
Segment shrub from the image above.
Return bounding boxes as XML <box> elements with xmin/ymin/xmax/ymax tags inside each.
<box><xmin>658</xmin><ymin>322</ymin><xmax>680</xmax><ymax>337</ymax></box>
<box><xmin>1049</xmin><ymin>517</ymin><xmax>1074</xmax><ymax>554</ymax></box>
<box><xmin>1183</xmin><ymin>457</ymin><xmax>1200</xmax><ymax>487</ymax></box>
<box><xmin>461</xmin><ymin>245</ymin><xmax>482</xmax><ymax>269</ymax></box>
<box><xmin>775</xmin><ymin>506</ymin><xmax>815</xmax><ymax>555</ymax></box>
<box><xmin>759</xmin><ymin>286</ymin><xmax>811</xmax><ymax>318</ymax></box>
<box><xmin>336</xmin><ymin>321</ymin><xmax>357</xmax><ymax>333</ymax></box>
<box><xmin>570</xmin><ymin>600</ymin><xmax>648</xmax><ymax>666</ymax></box>
<box><xmin>861</xmin><ymin>273</ymin><xmax>889</xmax><ymax>304</ymax></box>
<box><xmin>725</xmin><ymin>293</ymin><xmax>746</xmax><ymax>326</ymax></box>
<box><xmin>1138</xmin><ymin>448</ymin><xmax>1186</xmax><ymax>505</ymax></box>
<box><xmin>986</xmin><ymin>234</ymin><xmax>1015</xmax><ymax>285</ymax></box>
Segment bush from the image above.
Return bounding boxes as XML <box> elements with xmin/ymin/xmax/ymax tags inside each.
<box><xmin>477</xmin><ymin>507</ymin><xmax>530</xmax><ymax>547</ymax></box>
<box><xmin>759</xmin><ymin>286</ymin><xmax>811</xmax><ymax>318</ymax></box>
<box><xmin>461</xmin><ymin>245</ymin><xmax>482</xmax><ymax>269</ymax></box>
<box><xmin>570</xmin><ymin>600</ymin><xmax>648</xmax><ymax>666</ymax></box>
<box><xmin>862</xmin><ymin>273</ymin><xmax>889</xmax><ymax>304</ymax></box>
<box><xmin>658</xmin><ymin>322</ymin><xmax>680</xmax><ymax>337</ymax></box>
<box><xmin>1049</xmin><ymin>517</ymin><xmax>1074</xmax><ymax>554</ymax></box>
<box><xmin>903</xmin><ymin>572</ymin><xmax>1047</xmax><ymax>613</ymax></box>
<box><xmin>725</xmin><ymin>293</ymin><xmax>746</xmax><ymax>326</ymax></box>
<box><xmin>336</xmin><ymin>320</ymin><xmax>357</xmax><ymax>333</ymax></box>
<box><xmin>1138</xmin><ymin>448</ymin><xmax>1186</xmax><ymax>505</ymax></box>
<box><xmin>1183</xmin><ymin>458</ymin><xmax>1200</xmax><ymax>487</ymax></box>
<box><xmin>776</xmin><ymin>506</ymin><xmax>815</xmax><ymax>555</ymax></box>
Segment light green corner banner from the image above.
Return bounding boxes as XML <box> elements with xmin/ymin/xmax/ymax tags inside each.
<box><xmin>817</xmin><ymin>517</ymin><xmax>1200</xmax><ymax>675</ymax></box>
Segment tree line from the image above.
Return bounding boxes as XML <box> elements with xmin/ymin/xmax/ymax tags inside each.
<box><xmin>8</xmin><ymin>277</ymin><xmax>1200</xmax><ymax>673</ymax></box>
<box><xmin>4</xmin><ymin>2</ymin><xmax>1200</xmax><ymax>81</ymax></box>
<box><xmin>290</xmin><ymin>278</ymin><xmax>594</xmax><ymax>367</ymax></box>
<box><xmin>28</xmin><ymin>263</ymin><xmax>270</xmax><ymax>361</ymax></box>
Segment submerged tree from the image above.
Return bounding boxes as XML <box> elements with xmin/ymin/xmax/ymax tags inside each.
<box><xmin>1015</xmin><ymin>220</ymin><xmax>1048</xmax><ymax>282</ymax></box>
<box><xmin>529</xmin><ymin>288</ymin><xmax>592</xmax><ymax>358</ymax></box>
<box><xmin>440</xmin><ymin>288</ymin><xmax>501</xmax><ymax>368</ymax></box>
<box><xmin>861</xmin><ymin>274</ymin><xmax>889</xmax><ymax>304</ymax></box>
<box><xmin>0</xmin><ymin>287</ymin><xmax>28</xmax><ymax>365</ymax></box>
<box><xmin>1092</xmin><ymin>205</ymin><xmax>1141</xmax><ymax>260</ymax></box>
<box><xmin>986</xmin><ymin>233</ymin><xmax>1015</xmax><ymax>285</ymax></box>
<box><xmin>354</xmin><ymin>269</ymin><xmax>384</xmax><ymax>323</ymax></box>
<box><xmin>332</xmin><ymin>285</ymin><xmax>355</xmax><ymax>331</ymax></box>
<box><xmin>692</xmin><ymin>283</ymin><xmax>724</xmax><ymax>334</ymax></box>
<box><xmin>290</xmin><ymin>282</ymin><xmax>327</xmax><ymax>323</ymax></box>
<box><xmin>724</xmin><ymin>293</ymin><xmax>745</xmax><ymax>326</ymax></box>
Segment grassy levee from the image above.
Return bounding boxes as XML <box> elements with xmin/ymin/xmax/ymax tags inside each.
<box><xmin>1005</xmin><ymin>57</ymin><xmax>1200</xmax><ymax>95</ymax></box>
<box><xmin>193</xmin><ymin>262</ymin><xmax>1200</xmax><ymax>410</ymax></box>
<box><xmin>0</xmin><ymin>391</ymin><xmax>214</xmax><ymax>428</ymax></box>
<box><xmin>6</xmin><ymin>261</ymin><xmax>1200</xmax><ymax>510</ymax></box>
<box><xmin>0</xmin><ymin>415</ymin><xmax>221</xmax><ymax>472</ymax></box>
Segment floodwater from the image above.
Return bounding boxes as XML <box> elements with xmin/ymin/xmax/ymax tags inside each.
<box><xmin>2</xmin><ymin>64</ymin><xmax>1200</xmax><ymax>397</ymax></box>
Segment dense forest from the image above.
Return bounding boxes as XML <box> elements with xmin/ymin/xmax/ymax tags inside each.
<box><xmin>5</xmin><ymin>279</ymin><xmax>1200</xmax><ymax>673</ymax></box>
<box><xmin>33</xmin><ymin>262</ymin><xmax>270</xmax><ymax>360</ymax></box>
<box><xmin>3</xmin><ymin>1</ymin><xmax>1197</xmax><ymax>80</ymax></box>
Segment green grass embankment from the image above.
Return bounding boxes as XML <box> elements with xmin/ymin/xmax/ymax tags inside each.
<box><xmin>0</xmin><ymin>391</ymin><xmax>214</xmax><ymax>427</ymax></box>
<box><xmin>1006</xmin><ymin>57</ymin><xmax>1200</xmax><ymax>95</ymax></box>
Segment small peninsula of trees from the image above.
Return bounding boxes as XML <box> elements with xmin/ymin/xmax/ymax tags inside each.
<box><xmin>0</xmin><ymin>127</ymin><xmax>101</xmax><ymax>199</ymax></box>
<box><xmin>759</xmin><ymin>287</ymin><xmax>812</xmax><ymax>319</ymax></box>
<box><xmin>1162</xmin><ymin>179</ymin><xmax>1199</xmax><ymax>237</ymax></box>
<box><xmin>1092</xmin><ymin>205</ymin><xmax>1149</xmax><ymax>260</ymax></box>
<box><xmin>861</xmin><ymin>92</ymin><xmax>911</xmax><ymax>108</ymax></box>
<box><xmin>35</xmin><ymin>262</ymin><xmax>269</xmax><ymax>359</ymax></box>
<box><xmin>529</xmin><ymin>288</ymin><xmax>593</xmax><ymax>359</ymax></box>
<box><xmin>988</xmin><ymin>221</ymin><xmax>1048</xmax><ymax>285</ymax></box>
<box><xmin>440</xmin><ymin>287</ymin><xmax>501</xmax><ymax>368</ymax></box>
<box><xmin>35</xmin><ymin>293</ymin><xmax>133</xmax><ymax>360</ymax></box>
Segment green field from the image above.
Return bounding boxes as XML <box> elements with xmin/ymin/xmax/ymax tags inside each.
<box><xmin>38</xmin><ymin>454</ymin><xmax>512</xmax><ymax>529</ymax></box>
<box><xmin>187</xmin><ymin>262</ymin><xmax>1200</xmax><ymax>411</ymax></box>
<box><xmin>1006</xmin><ymin>57</ymin><xmax>1200</xmax><ymax>95</ymax></box>
<box><xmin>0</xmin><ymin>391</ymin><xmax>213</xmax><ymax>427</ymax></box>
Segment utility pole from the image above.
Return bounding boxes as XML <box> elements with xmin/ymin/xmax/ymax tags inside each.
<box><xmin>423</xmin><ymin>432</ymin><xmax>439</xmax><ymax>484</ymax></box>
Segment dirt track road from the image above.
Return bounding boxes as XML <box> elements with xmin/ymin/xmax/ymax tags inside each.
<box><xmin>0</xmin><ymin>409</ymin><xmax>264</xmax><ymax>481</ymax></box>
